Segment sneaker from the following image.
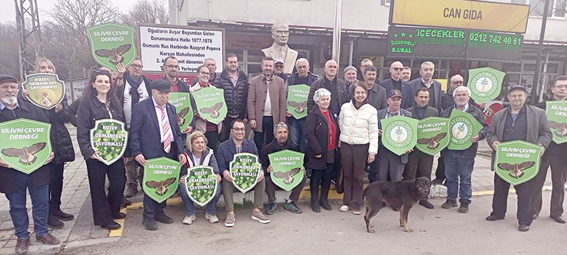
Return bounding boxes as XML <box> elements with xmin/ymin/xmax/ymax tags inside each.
<box><xmin>224</xmin><ymin>211</ymin><xmax>235</xmax><ymax>227</ymax></box>
<box><xmin>339</xmin><ymin>205</ymin><xmax>350</xmax><ymax>212</ymax></box>
<box><xmin>458</xmin><ymin>201</ymin><xmax>470</xmax><ymax>213</ymax></box>
<box><xmin>352</xmin><ymin>209</ymin><xmax>362</xmax><ymax>215</ymax></box>
<box><xmin>183</xmin><ymin>214</ymin><xmax>196</xmax><ymax>225</ymax></box>
<box><xmin>205</xmin><ymin>213</ymin><xmax>219</xmax><ymax>223</ymax></box>
<box><xmin>283</xmin><ymin>200</ymin><xmax>302</xmax><ymax>214</ymax></box>
<box><xmin>419</xmin><ymin>200</ymin><xmax>434</xmax><ymax>209</ymax></box>
<box><xmin>124</xmin><ymin>185</ymin><xmax>138</xmax><ymax>198</ymax></box>
<box><xmin>485</xmin><ymin>215</ymin><xmax>505</xmax><ymax>221</ymax></box>
<box><xmin>36</xmin><ymin>234</ymin><xmax>60</xmax><ymax>245</ymax></box>
<box><xmin>143</xmin><ymin>219</ymin><xmax>158</xmax><ymax>230</ymax></box>
<box><xmin>441</xmin><ymin>199</ymin><xmax>457</xmax><ymax>209</ymax></box>
<box><xmin>251</xmin><ymin>209</ymin><xmax>270</xmax><ymax>224</ymax></box>
<box><xmin>15</xmin><ymin>238</ymin><xmax>30</xmax><ymax>255</ymax></box>
<box><xmin>266</xmin><ymin>202</ymin><xmax>278</xmax><ymax>215</ymax></box>
<box><xmin>518</xmin><ymin>224</ymin><xmax>530</xmax><ymax>232</ymax></box>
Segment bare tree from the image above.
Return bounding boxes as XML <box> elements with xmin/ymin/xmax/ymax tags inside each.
<box><xmin>124</xmin><ymin>0</ymin><xmax>169</xmax><ymax>26</ymax></box>
<box><xmin>0</xmin><ymin>22</ymin><xmax>21</xmax><ymax>78</ymax></box>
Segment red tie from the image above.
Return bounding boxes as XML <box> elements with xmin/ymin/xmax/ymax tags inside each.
<box><xmin>158</xmin><ymin>105</ymin><xmax>172</xmax><ymax>153</ymax></box>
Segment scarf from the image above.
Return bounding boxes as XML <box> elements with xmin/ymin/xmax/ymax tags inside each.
<box><xmin>125</xmin><ymin>72</ymin><xmax>143</xmax><ymax>109</ymax></box>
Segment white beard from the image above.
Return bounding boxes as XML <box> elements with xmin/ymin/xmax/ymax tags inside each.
<box><xmin>1</xmin><ymin>95</ymin><xmax>17</xmax><ymax>106</ymax></box>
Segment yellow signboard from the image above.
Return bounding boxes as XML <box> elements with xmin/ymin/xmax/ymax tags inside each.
<box><xmin>391</xmin><ymin>0</ymin><xmax>529</xmax><ymax>33</ymax></box>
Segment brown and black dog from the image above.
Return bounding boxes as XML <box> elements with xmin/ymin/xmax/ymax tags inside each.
<box><xmin>363</xmin><ymin>177</ymin><xmax>431</xmax><ymax>233</ymax></box>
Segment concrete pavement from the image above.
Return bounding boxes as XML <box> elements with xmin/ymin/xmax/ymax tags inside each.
<box><xmin>0</xmin><ymin>126</ymin><xmax>561</xmax><ymax>254</ymax></box>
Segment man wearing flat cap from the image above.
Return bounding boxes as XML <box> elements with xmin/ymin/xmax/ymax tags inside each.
<box><xmin>486</xmin><ymin>85</ymin><xmax>552</xmax><ymax>232</ymax></box>
<box><xmin>130</xmin><ymin>79</ymin><xmax>187</xmax><ymax>231</ymax></box>
<box><xmin>0</xmin><ymin>75</ymin><xmax>60</xmax><ymax>254</ymax></box>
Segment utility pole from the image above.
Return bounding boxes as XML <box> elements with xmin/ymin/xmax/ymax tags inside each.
<box><xmin>14</xmin><ymin>0</ymin><xmax>42</xmax><ymax>80</ymax></box>
<box><xmin>332</xmin><ymin>0</ymin><xmax>343</xmax><ymax>63</ymax></box>
<box><xmin>531</xmin><ymin>0</ymin><xmax>550</xmax><ymax>104</ymax></box>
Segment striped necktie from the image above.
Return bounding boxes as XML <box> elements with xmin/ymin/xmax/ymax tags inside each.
<box><xmin>158</xmin><ymin>105</ymin><xmax>172</xmax><ymax>153</ymax></box>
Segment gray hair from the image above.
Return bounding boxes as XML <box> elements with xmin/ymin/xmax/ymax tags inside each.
<box><xmin>295</xmin><ymin>58</ymin><xmax>309</xmax><ymax>67</ymax></box>
<box><xmin>274</xmin><ymin>122</ymin><xmax>288</xmax><ymax>133</ymax></box>
<box><xmin>421</xmin><ymin>61</ymin><xmax>434</xmax><ymax>69</ymax></box>
<box><xmin>453</xmin><ymin>86</ymin><xmax>471</xmax><ymax>97</ymax></box>
<box><xmin>450</xmin><ymin>74</ymin><xmax>463</xmax><ymax>82</ymax></box>
<box><xmin>313</xmin><ymin>88</ymin><xmax>331</xmax><ymax>103</ymax></box>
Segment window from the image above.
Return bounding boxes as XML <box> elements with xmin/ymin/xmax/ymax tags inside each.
<box><xmin>529</xmin><ymin>0</ymin><xmax>566</xmax><ymax>18</ymax></box>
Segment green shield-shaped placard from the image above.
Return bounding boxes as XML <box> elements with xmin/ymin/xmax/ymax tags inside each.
<box><xmin>89</xmin><ymin>119</ymin><xmax>128</xmax><ymax>166</ymax></box>
<box><xmin>86</xmin><ymin>23</ymin><xmax>136</xmax><ymax>72</ymax></box>
<box><xmin>143</xmin><ymin>157</ymin><xmax>181</xmax><ymax>203</ymax></box>
<box><xmin>447</xmin><ymin>110</ymin><xmax>483</xmax><ymax>150</ymax></box>
<box><xmin>546</xmin><ymin>101</ymin><xmax>567</xmax><ymax>144</ymax></box>
<box><xmin>191</xmin><ymin>87</ymin><xmax>227</xmax><ymax>125</ymax></box>
<box><xmin>468</xmin><ymin>67</ymin><xmax>505</xmax><ymax>104</ymax></box>
<box><xmin>494</xmin><ymin>140</ymin><xmax>542</xmax><ymax>186</ymax></box>
<box><xmin>286</xmin><ymin>84</ymin><xmax>310</xmax><ymax>119</ymax></box>
<box><xmin>416</xmin><ymin>117</ymin><xmax>450</xmax><ymax>156</ymax></box>
<box><xmin>268</xmin><ymin>150</ymin><xmax>305</xmax><ymax>192</ymax></box>
<box><xmin>0</xmin><ymin>119</ymin><xmax>51</xmax><ymax>174</ymax></box>
<box><xmin>184</xmin><ymin>166</ymin><xmax>217</xmax><ymax>207</ymax></box>
<box><xmin>168</xmin><ymin>92</ymin><xmax>194</xmax><ymax>132</ymax></box>
<box><xmin>230</xmin><ymin>153</ymin><xmax>261</xmax><ymax>193</ymax></box>
<box><xmin>381</xmin><ymin>116</ymin><xmax>419</xmax><ymax>156</ymax></box>
<box><xmin>22</xmin><ymin>74</ymin><xmax>65</xmax><ymax>110</ymax></box>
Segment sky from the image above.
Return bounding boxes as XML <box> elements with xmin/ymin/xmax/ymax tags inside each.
<box><xmin>0</xmin><ymin>0</ymin><xmax>142</xmax><ymax>24</ymax></box>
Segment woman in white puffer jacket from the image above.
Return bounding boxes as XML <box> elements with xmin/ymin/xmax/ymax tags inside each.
<box><xmin>338</xmin><ymin>81</ymin><xmax>378</xmax><ymax>215</ymax></box>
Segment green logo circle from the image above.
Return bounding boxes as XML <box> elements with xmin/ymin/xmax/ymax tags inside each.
<box><xmin>450</xmin><ymin>117</ymin><xmax>473</xmax><ymax>144</ymax></box>
<box><xmin>385</xmin><ymin>120</ymin><xmax>414</xmax><ymax>148</ymax></box>
<box><xmin>471</xmin><ymin>72</ymin><xmax>498</xmax><ymax>97</ymax></box>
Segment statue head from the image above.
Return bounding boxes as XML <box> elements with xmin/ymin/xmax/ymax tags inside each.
<box><xmin>271</xmin><ymin>22</ymin><xmax>290</xmax><ymax>46</ymax></box>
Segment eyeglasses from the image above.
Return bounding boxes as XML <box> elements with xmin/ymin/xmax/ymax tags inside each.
<box><xmin>553</xmin><ymin>85</ymin><xmax>567</xmax><ymax>89</ymax></box>
<box><xmin>130</xmin><ymin>64</ymin><xmax>143</xmax><ymax>69</ymax></box>
<box><xmin>231</xmin><ymin>127</ymin><xmax>245</xmax><ymax>132</ymax></box>
<box><xmin>391</xmin><ymin>67</ymin><xmax>403</xmax><ymax>71</ymax></box>
<box><xmin>452</xmin><ymin>81</ymin><xmax>463</xmax><ymax>84</ymax></box>
<box><xmin>165</xmin><ymin>65</ymin><xmax>179</xmax><ymax>69</ymax></box>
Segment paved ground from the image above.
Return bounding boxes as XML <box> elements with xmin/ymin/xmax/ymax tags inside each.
<box><xmin>0</xmin><ymin>126</ymin><xmax>560</xmax><ymax>254</ymax></box>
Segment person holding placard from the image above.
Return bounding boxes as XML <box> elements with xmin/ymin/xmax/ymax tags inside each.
<box><xmin>130</xmin><ymin>79</ymin><xmax>187</xmax><ymax>231</ymax></box>
<box><xmin>217</xmin><ymin>119</ymin><xmax>269</xmax><ymax>227</ymax></box>
<box><xmin>305</xmin><ymin>88</ymin><xmax>339</xmax><ymax>213</ymax></box>
<box><xmin>179</xmin><ymin>131</ymin><xmax>222</xmax><ymax>225</ymax></box>
<box><xmin>441</xmin><ymin>86</ymin><xmax>487</xmax><ymax>213</ymax></box>
<box><xmin>0</xmin><ymin>75</ymin><xmax>60</xmax><ymax>254</ymax></box>
<box><xmin>338</xmin><ymin>81</ymin><xmax>378</xmax><ymax>215</ymax></box>
<box><xmin>486</xmin><ymin>85</ymin><xmax>551</xmax><ymax>232</ymax></box>
<box><xmin>190</xmin><ymin>65</ymin><xmax>221</xmax><ymax>152</ymax></box>
<box><xmin>30</xmin><ymin>58</ymin><xmax>77</xmax><ymax>229</ymax></box>
<box><xmin>260</xmin><ymin>122</ymin><xmax>305</xmax><ymax>215</ymax></box>
<box><xmin>76</xmin><ymin>70</ymin><xmax>126</xmax><ymax>230</ymax></box>
<box><xmin>532</xmin><ymin>76</ymin><xmax>567</xmax><ymax>224</ymax></box>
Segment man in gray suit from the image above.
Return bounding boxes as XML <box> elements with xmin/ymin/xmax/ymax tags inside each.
<box><xmin>262</xmin><ymin>22</ymin><xmax>298</xmax><ymax>74</ymax></box>
<box><xmin>364</xmin><ymin>66</ymin><xmax>387</xmax><ymax>111</ymax></box>
<box><xmin>402</xmin><ymin>61</ymin><xmax>442</xmax><ymax>111</ymax></box>
<box><xmin>375</xmin><ymin>90</ymin><xmax>412</xmax><ymax>183</ymax></box>
<box><xmin>486</xmin><ymin>85</ymin><xmax>552</xmax><ymax>232</ymax></box>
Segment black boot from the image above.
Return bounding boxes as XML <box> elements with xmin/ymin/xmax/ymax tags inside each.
<box><xmin>310</xmin><ymin>175</ymin><xmax>320</xmax><ymax>213</ymax></box>
<box><xmin>52</xmin><ymin>207</ymin><xmax>74</xmax><ymax>221</ymax></box>
<box><xmin>48</xmin><ymin>213</ymin><xmax>64</xmax><ymax>228</ymax></box>
<box><xmin>319</xmin><ymin>188</ymin><xmax>332</xmax><ymax>211</ymax></box>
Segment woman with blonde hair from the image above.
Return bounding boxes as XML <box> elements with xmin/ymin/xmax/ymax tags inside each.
<box><xmin>179</xmin><ymin>131</ymin><xmax>222</xmax><ymax>225</ymax></box>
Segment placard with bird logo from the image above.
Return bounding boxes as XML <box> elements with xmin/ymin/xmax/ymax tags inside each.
<box><xmin>87</xmin><ymin>23</ymin><xmax>136</xmax><ymax>72</ymax></box>
<box><xmin>143</xmin><ymin>157</ymin><xmax>182</xmax><ymax>203</ymax></box>
<box><xmin>468</xmin><ymin>67</ymin><xmax>505</xmax><ymax>104</ymax></box>
<box><xmin>268</xmin><ymin>150</ymin><xmax>305</xmax><ymax>192</ymax></box>
<box><xmin>494</xmin><ymin>140</ymin><xmax>542</xmax><ymax>186</ymax></box>
<box><xmin>184</xmin><ymin>166</ymin><xmax>217</xmax><ymax>207</ymax></box>
<box><xmin>545</xmin><ymin>101</ymin><xmax>567</xmax><ymax>144</ymax></box>
<box><xmin>286</xmin><ymin>84</ymin><xmax>310</xmax><ymax>119</ymax></box>
<box><xmin>447</xmin><ymin>110</ymin><xmax>483</xmax><ymax>150</ymax></box>
<box><xmin>416</xmin><ymin>117</ymin><xmax>450</xmax><ymax>156</ymax></box>
<box><xmin>0</xmin><ymin>119</ymin><xmax>51</xmax><ymax>174</ymax></box>
<box><xmin>191</xmin><ymin>87</ymin><xmax>227</xmax><ymax>125</ymax></box>
<box><xmin>89</xmin><ymin>119</ymin><xmax>128</xmax><ymax>166</ymax></box>
<box><xmin>381</xmin><ymin>116</ymin><xmax>419</xmax><ymax>156</ymax></box>
<box><xmin>168</xmin><ymin>92</ymin><xmax>194</xmax><ymax>132</ymax></box>
<box><xmin>230</xmin><ymin>153</ymin><xmax>261</xmax><ymax>193</ymax></box>
<box><xmin>22</xmin><ymin>74</ymin><xmax>65</xmax><ymax>110</ymax></box>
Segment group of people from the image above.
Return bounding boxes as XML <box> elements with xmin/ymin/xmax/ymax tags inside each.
<box><xmin>0</xmin><ymin>53</ymin><xmax>565</xmax><ymax>254</ymax></box>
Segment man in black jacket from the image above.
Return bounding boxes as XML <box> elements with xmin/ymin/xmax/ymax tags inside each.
<box><xmin>405</xmin><ymin>88</ymin><xmax>439</xmax><ymax>209</ymax></box>
<box><xmin>286</xmin><ymin>58</ymin><xmax>318</xmax><ymax>151</ymax></box>
<box><xmin>532</xmin><ymin>76</ymin><xmax>567</xmax><ymax>224</ymax></box>
<box><xmin>441</xmin><ymin>86</ymin><xmax>488</xmax><ymax>214</ymax></box>
<box><xmin>215</xmin><ymin>53</ymin><xmax>249</xmax><ymax>142</ymax></box>
<box><xmin>260</xmin><ymin>122</ymin><xmax>305</xmax><ymax>215</ymax></box>
<box><xmin>116</xmin><ymin>58</ymin><xmax>152</xmax><ymax>198</ymax></box>
<box><xmin>0</xmin><ymin>75</ymin><xmax>60</xmax><ymax>254</ymax></box>
<box><xmin>307</xmin><ymin>60</ymin><xmax>348</xmax><ymax>117</ymax></box>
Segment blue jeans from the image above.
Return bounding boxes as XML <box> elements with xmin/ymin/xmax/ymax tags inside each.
<box><xmin>179</xmin><ymin>182</ymin><xmax>222</xmax><ymax>216</ymax></box>
<box><xmin>444</xmin><ymin>150</ymin><xmax>475</xmax><ymax>202</ymax></box>
<box><xmin>290</xmin><ymin>118</ymin><xmax>306</xmax><ymax>151</ymax></box>
<box><xmin>5</xmin><ymin>172</ymin><xmax>49</xmax><ymax>239</ymax></box>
